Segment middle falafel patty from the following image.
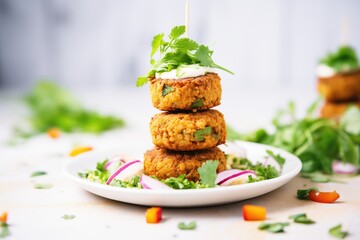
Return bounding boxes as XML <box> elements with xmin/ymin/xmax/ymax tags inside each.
<box><xmin>143</xmin><ymin>147</ymin><xmax>226</xmax><ymax>182</ymax></box>
<box><xmin>150</xmin><ymin>109</ymin><xmax>226</xmax><ymax>151</ymax></box>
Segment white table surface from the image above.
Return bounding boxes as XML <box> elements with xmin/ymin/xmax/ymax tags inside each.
<box><xmin>1</xmin><ymin>85</ymin><xmax>359</xmax><ymax>240</ymax></box>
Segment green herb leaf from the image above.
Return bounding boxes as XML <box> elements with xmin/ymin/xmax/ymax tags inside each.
<box><xmin>329</xmin><ymin>224</ymin><xmax>349</xmax><ymax>239</ymax></box>
<box><xmin>191</xmin><ymin>98</ymin><xmax>204</xmax><ymax>109</ymax></box>
<box><xmin>194</xmin><ymin>127</ymin><xmax>212</xmax><ymax>141</ymax></box>
<box><xmin>34</xmin><ymin>183</ymin><xmax>53</xmax><ymax>189</ymax></box>
<box><xmin>62</xmin><ymin>214</ymin><xmax>76</xmax><ymax>220</ymax></box>
<box><xmin>297</xmin><ymin>187</ymin><xmax>318</xmax><ymax>199</ymax></box>
<box><xmin>31</xmin><ymin>171</ymin><xmax>47</xmax><ymax>177</ymax></box>
<box><xmin>266</xmin><ymin>150</ymin><xmax>286</xmax><ymax>169</ymax></box>
<box><xmin>0</xmin><ymin>222</ymin><xmax>10</xmax><ymax>238</ymax></box>
<box><xmin>169</xmin><ymin>26</ymin><xmax>185</xmax><ymax>39</ymax></box>
<box><xmin>178</xmin><ymin>221</ymin><xmax>197</xmax><ymax>230</ymax></box>
<box><xmin>198</xmin><ymin>160</ymin><xmax>219</xmax><ymax>187</ymax></box>
<box><xmin>161</xmin><ymin>174</ymin><xmax>205</xmax><ymax>189</ymax></box>
<box><xmin>320</xmin><ymin>45</ymin><xmax>359</xmax><ymax>73</ymax></box>
<box><xmin>162</xmin><ymin>85</ymin><xmax>174</xmax><ymax>97</ymax></box>
<box><xmin>258</xmin><ymin>222</ymin><xmax>289</xmax><ymax>233</ymax></box>
<box><xmin>289</xmin><ymin>213</ymin><xmax>315</xmax><ymax>224</ymax></box>
<box><xmin>136</xmin><ymin>76</ymin><xmax>149</xmax><ymax>87</ymax></box>
<box><xmin>151</xmin><ymin>33</ymin><xmax>164</xmax><ymax>57</ymax></box>
<box><xmin>172</xmin><ymin>38</ymin><xmax>199</xmax><ymax>52</ymax></box>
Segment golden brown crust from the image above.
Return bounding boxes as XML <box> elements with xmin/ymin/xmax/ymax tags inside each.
<box><xmin>150</xmin><ymin>109</ymin><xmax>226</xmax><ymax>151</ymax></box>
<box><xmin>149</xmin><ymin>73</ymin><xmax>222</xmax><ymax>111</ymax></box>
<box><xmin>317</xmin><ymin>69</ymin><xmax>360</xmax><ymax>101</ymax></box>
<box><xmin>320</xmin><ymin>100</ymin><xmax>360</xmax><ymax>119</ymax></box>
<box><xmin>143</xmin><ymin>147</ymin><xmax>226</xmax><ymax>181</ymax></box>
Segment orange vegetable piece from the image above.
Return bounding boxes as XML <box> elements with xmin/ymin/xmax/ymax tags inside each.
<box><xmin>0</xmin><ymin>211</ymin><xmax>8</xmax><ymax>223</ymax></box>
<box><xmin>308</xmin><ymin>190</ymin><xmax>340</xmax><ymax>203</ymax></box>
<box><xmin>47</xmin><ymin>128</ymin><xmax>60</xmax><ymax>139</ymax></box>
<box><xmin>242</xmin><ymin>205</ymin><xmax>266</xmax><ymax>221</ymax></box>
<box><xmin>69</xmin><ymin>146</ymin><xmax>93</xmax><ymax>157</ymax></box>
<box><xmin>146</xmin><ymin>207</ymin><xmax>162</xmax><ymax>224</ymax></box>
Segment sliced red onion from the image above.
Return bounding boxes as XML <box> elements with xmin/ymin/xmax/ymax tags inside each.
<box><xmin>106</xmin><ymin>160</ymin><xmax>142</xmax><ymax>184</ymax></box>
<box><xmin>216</xmin><ymin>169</ymin><xmax>256</xmax><ymax>186</ymax></box>
<box><xmin>332</xmin><ymin>161</ymin><xmax>359</xmax><ymax>174</ymax></box>
<box><xmin>140</xmin><ymin>174</ymin><xmax>174</xmax><ymax>190</ymax></box>
<box><xmin>104</xmin><ymin>156</ymin><xmax>126</xmax><ymax>172</ymax></box>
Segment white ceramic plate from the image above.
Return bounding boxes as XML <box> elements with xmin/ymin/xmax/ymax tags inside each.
<box><xmin>64</xmin><ymin>141</ymin><xmax>302</xmax><ymax>207</ymax></box>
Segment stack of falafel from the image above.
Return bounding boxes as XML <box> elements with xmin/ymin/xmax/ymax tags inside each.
<box><xmin>143</xmin><ymin>73</ymin><xmax>227</xmax><ymax>181</ymax></box>
<box><xmin>318</xmin><ymin>69</ymin><xmax>360</xmax><ymax>119</ymax></box>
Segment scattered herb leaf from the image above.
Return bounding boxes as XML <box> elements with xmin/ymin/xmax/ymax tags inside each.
<box><xmin>258</xmin><ymin>222</ymin><xmax>290</xmax><ymax>233</ymax></box>
<box><xmin>34</xmin><ymin>183</ymin><xmax>53</xmax><ymax>189</ymax></box>
<box><xmin>198</xmin><ymin>160</ymin><xmax>219</xmax><ymax>187</ymax></box>
<box><xmin>194</xmin><ymin>127</ymin><xmax>213</xmax><ymax>141</ymax></box>
<box><xmin>191</xmin><ymin>98</ymin><xmax>204</xmax><ymax>109</ymax></box>
<box><xmin>0</xmin><ymin>222</ymin><xmax>10</xmax><ymax>238</ymax></box>
<box><xmin>178</xmin><ymin>221</ymin><xmax>197</xmax><ymax>230</ymax></box>
<box><xmin>31</xmin><ymin>171</ymin><xmax>47</xmax><ymax>177</ymax></box>
<box><xmin>62</xmin><ymin>215</ymin><xmax>76</xmax><ymax>220</ymax></box>
<box><xmin>297</xmin><ymin>187</ymin><xmax>319</xmax><ymax>199</ymax></box>
<box><xmin>162</xmin><ymin>85</ymin><xmax>174</xmax><ymax>97</ymax></box>
<box><xmin>329</xmin><ymin>224</ymin><xmax>349</xmax><ymax>239</ymax></box>
<box><xmin>289</xmin><ymin>213</ymin><xmax>315</xmax><ymax>224</ymax></box>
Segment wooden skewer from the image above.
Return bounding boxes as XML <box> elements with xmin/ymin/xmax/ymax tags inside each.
<box><xmin>341</xmin><ymin>17</ymin><xmax>349</xmax><ymax>46</ymax></box>
<box><xmin>185</xmin><ymin>0</ymin><xmax>189</xmax><ymax>37</ymax></box>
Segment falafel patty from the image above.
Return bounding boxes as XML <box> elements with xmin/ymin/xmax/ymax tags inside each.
<box><xmin>149</xmin><ymin>73</ymin><xmax>221</xmax><ymax>111</ymax></box>
<box><xmin>143</xmin><ymin>147</ymin><xmax>226</xmax><ymax>181</ymax></box>
<box><xmin>150</xmin><ymin>109</ymin><xmax>226</xmax><ymax>151</ymax></box>
<box><xmin>318</xmin><ymin>69</ymin><xmax>360</xmax><ymax>102</ymax></box>
<box><xmin>320</xmin><ymin>100</ymin><xmax>360</xmax><ymax>119</ymax></box>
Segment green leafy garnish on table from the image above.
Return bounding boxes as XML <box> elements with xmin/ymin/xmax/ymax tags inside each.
<box><xmin>228</xmin><ymin>102</ymin><xmax>360</xmax><ymax>174</ymax></box>
<box><xmin>297</xmin><ymin>187</ymin><xmax>319</xmax><ymax>200</ymax></box>
<box><xmin>62</xmin><ymin>215</ymin><xmax>76</xmax><ymax>220</ymax></box>
<box><xmin>18</xmin><ymin>81</ymin><xmax>125</xmax><ymax>137</ymax></box>
<box><xmin>258</xmin><ymin>222</ymin><xmax>289</xmax><ymax>233</ymax></box>
<box><xmin>301</xmin><ymin>172</ymin><xmax>345</xmax><ymax>183</ymax></box>
<box><xmin>178</xmin><ymin>221</ymin><xmax>197</xmax><ymax>230</ymax></box>
<box><xmin>34</xmin><ymin>183</ymin><xmax>53</xmax><ymax>189</ymax></box>
<box><xmin>320</xmin><ymin>45</ymin><xmax>359</xmax><ymax>73</ymax></box>
<box><xmin>329</xmin><ymin>224</ymin><xmax>349</xmax><ymax>239</ymax></box>
<box><xmin>30</xmin><ymin>171</ymin><xmax>47</xmax><ymax>177</ymax></box>
<box><xmin>198</xmin><ymin>160</ymin><xmax>219</xmax><ymax>187</ymax></box>
<box><xmin>0</xmin><ymin>222</ymin><xmax>10</xmax><ymax>238</ymax></box>
<box><xmin>136</xmin><ymin>25</ymin><xmax>233</xmax><ymax>87</ymax></box>
<box><xmin>289</xmin><ymin>213</ymin><xmax>315</xmax><ymax>224</ymax></box>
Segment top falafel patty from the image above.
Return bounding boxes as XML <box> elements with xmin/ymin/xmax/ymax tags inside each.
<box><xmin>150</xmin><ymin>73</ymin><xmax>222</xmax><ymax>111</ymax></box>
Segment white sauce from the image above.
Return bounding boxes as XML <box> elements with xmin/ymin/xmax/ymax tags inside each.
<box><xmin>155</xmin><ymin>64</ymin><xmax>216</xmax><ymax>79</ymax></box>
<box><xmin>316</xmin><ymin>64</ymin><xmax>336</xmax><ymax>78</ymax></box>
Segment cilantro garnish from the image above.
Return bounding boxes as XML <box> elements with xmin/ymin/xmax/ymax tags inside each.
<box><xmin>198</xmin><ymin>160</ymin><xmax>219</xmax><ymax>187</ymax></box>
<box><xmin>258</xmin><ymin>222</ymin><xmax>289</xmax><ymax>233</ymax></box>
<box><xmin>329</xmin><ymin>224</ymin><xmax>349</xmax><ymax>239</ymax></box>
<box><xmin>178</xmin><ymin>221</ymin><xmax>197</xmax><ymax>230</ymax></box>
<box><xmin>137</xmin><ymin>25</ymin><xmax>233</xmax><ymax>87</ymax></box>
<box><xmin>194</xmin><ymin>127</ymin><xmax>213</xmax><ymax>141</ymax></box>
<box><xmin>30</xmin><ymin>171</ymin><xmax>47</xmax><ymax>177</ymax></box>
<box><xmin>161</xmin><ymin>174</ymin><xmax>205</xmax><ymax>189</ymax></box>
<box><xmin>266</xmin><ymin>150</ymin><xmax>285</xmax><ymax>169</ymax></box>
<box><xmin>297</xmin><ymin>187</ymin><xmax>319</xmax><ymax>200</ymax></box>
<box><xmin>289</xmin><ymin>213</ymin><xmax>315</xmax><ymax>224</ymax></box>
<box><xmin>62</xmin><ymin>215</ymin><xmax>76</xmax><ymax>220</ymax></box>
<box><xmin>320</xmin><ymin>45</ymin><xmax>359</xmax><ymax>73</ymax></box>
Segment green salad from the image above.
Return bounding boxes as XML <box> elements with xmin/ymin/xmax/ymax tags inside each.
<box><xmin>78</xmin><ymin>150</ymin><xmax>284</xmax><ymax>190</ymax></box>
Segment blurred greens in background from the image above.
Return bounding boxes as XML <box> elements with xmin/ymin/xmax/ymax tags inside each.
<box><xmin>228</xmin><ymin>102</ymin><xmax>360</xmax><ymax>174</ymax></box>
<box><xmin>15</xmin><ymin>81</ymin><xmax>125</xmax><ymax>138</ymax></box>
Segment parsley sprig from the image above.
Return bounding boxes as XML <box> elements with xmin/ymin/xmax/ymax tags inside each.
<box><xmin>137</xmin><ymin>25</ymin><xmax>233</xmax><ymax>87</ymax></box>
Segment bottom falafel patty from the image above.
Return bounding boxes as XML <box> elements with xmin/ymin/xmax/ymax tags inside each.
<box><xmin>143</xmin><ymin>147</ymin><xmax>226</xmax><ymax>182</ymax></box>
